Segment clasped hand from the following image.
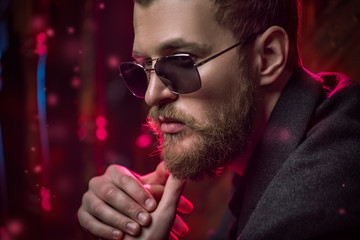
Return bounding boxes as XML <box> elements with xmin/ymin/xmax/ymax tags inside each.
<box><xmin>78</xmin><ymin>162</ymin><xmax>193</xmax><ymax>239</ymax></box>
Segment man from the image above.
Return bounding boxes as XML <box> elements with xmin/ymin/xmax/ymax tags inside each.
<box><xmin>78</xmin><ymin>0</ymin><xmax>360</xmax><ymax>239</ymax></box>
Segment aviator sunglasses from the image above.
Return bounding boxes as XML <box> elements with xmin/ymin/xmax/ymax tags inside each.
<box><xmin>119</xmin><ymin>32</ymin><xmax>260</xmax><ymax>98</ymax></box>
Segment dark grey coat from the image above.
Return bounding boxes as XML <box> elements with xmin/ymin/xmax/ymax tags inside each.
<box><xmin>211</xmin><ymin>67</ymin><xmax>360</xmax><ymax>240</ymax></box>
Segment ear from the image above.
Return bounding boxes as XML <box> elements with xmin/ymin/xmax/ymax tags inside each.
<box><xmin>253</xmin><ymin>26</ymin><xmax>289</xmax><ymax>86</ymax></box>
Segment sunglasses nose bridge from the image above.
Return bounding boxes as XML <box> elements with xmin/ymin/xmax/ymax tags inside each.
<box><xmin>145</xmin><ymin>67</ymin><xmax>178</xmax><ymax>106</ymax></box>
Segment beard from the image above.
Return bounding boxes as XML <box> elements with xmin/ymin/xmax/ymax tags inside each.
<box><xmin>147</xmin><ymin>67</ymin><xmax>255</xmax><ymax>180</ymax></box>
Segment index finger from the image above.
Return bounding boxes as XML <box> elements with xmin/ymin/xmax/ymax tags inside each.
<box><xmin>106</xmin><ymin>165</ymin><xmax>157</xmax><ymax>212</ymax></box>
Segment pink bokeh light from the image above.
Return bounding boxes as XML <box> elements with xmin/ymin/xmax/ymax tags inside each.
<box><xmin>96</xmin><ymin>116</ymin><xmax>107</xmax><ymax>127</ymax></box>
<box><xmin>34</xmin><ymin>165</ymin><xmax>42</xmax><ymax>174</ymax></box>
<box><xmin>31</xmin><ymin>16</ymin><xmax>45</xmax><ymax>32</ymax></box>
<box><xmin>107</xmin><ymin>56</ymin><xmax>119</xmax><ymax>69</ymax></box>
<box><xmin>35</xmin><ymin>33</ymin><xmax>47</xmax><ymax>56</ymax></box>
<box><xmin>338</xmin><ymin>208</ymin><xmax>346</xmax><ymax>215</ymax></box>
<box><xmin>40</xmin><ymin>187</ymin><xmax>52</xmax><ymax>212</ymax></box>
<box><xmin>47</xmin><ymin>93</ymin><xmax>59</xmax><ymax>107</ymax></box>
<box><xmin>136</xmin><ymin>133</ymin><xmax>152</xmax><ymax>148</ymax></box>
<box><xmin>71</xmin><ymin>76</ymin><xmax>81</xmax><ymax>88</ymax></box>
<box><xmin>96</xmin><ymin>128</ymin><xmax>108</xmax><ymax>141</ymax></box>
<box><xmin>7</xmin><ymin>219</ymin><xmax>24</xmax><ymax>237</ymax></box>
<box><xmin>46</xmin><ymin>28</ymin><xmax>55</xmax><ymax>37</ymax></box>
<box><xmin>67</xmin><ymin>26</ymin><xmax>75</xmax><ymax>35</ymax></box>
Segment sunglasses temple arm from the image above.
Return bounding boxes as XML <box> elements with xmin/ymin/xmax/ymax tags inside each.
<box><xmin>194</xmin><ymin>42</ymin><xmax>242</xmax><ymax>67</ymax></box>
<box><xmin>194</xmin><ymin>31</ymin><xmax>262</xmax><ymax>68</ymax></box>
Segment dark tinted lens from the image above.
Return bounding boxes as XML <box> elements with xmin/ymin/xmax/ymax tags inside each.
<box><xmin>155</xmin><ymin>55</ymin><xmax>201</xmax><ymax>94</ymax></box>
<box><xmin>119</xmin><ymin>63</ymin><xmax>148</xmax><ymax>98</ymax></box>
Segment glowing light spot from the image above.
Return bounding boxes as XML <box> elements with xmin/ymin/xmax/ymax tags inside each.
<box><xmin>99</xmin><ymin>3</ymin><xmax>105</xmax><ymax>9</ymax></box>
<box><xmin>31</xmin><ymin>16</ymin><xmax>45</xmax><ymax>31</ymax></box>
<box><xmin>31</xmin><ymin>147</ymin><xmax>36</xmax><ymax>152</ymax></box>
<box><xmin>342</xmin><ymin>184</ymin><xmax>346</xmax><ymax>188</ymax></box>
<box><xmin>279</xmin><ymin>128</ymin><xmax>291</xmax><ymax>142</ymax></box>
<box><xmin>35</xmin><ymin>33</ymin><xmax>47</xmax><ymax>56</ymax></box>
<box><xmin>67</xmin><ymin>26</ymin><xmax>75</xmax><ymax>34</ymax></box>
<box><xmin>96</xmin><ymin>116</ymin><xmax>107</xmax><ymax>127</ymax></box>
<box><xmin>71</xmin><ymin>76</ymin><xmax>81</xmax><ymax>88</ymax></box>
<box><xmin>40</xmin><ymin>187</ymin><xmax>52</xmax><ymax>211</ymax></box>
<box><xmin>96</xmin><ymin>128</ymin><xmax>108</xmax><ymax>141</ymax></box>
<box><xmin>46</xmin><ymin>28</ymin><xmax>55</xmax><ymax>37</ymax></box>
<box><xmin>107</xmin><ymin>56</ymin><xmax>119</xmax><ymax>69</ymax></box>
<box><xmin>338</xmin><ymin>208</ymin><xmax>346</xmax><ymax>215</ymax></box>
<box><xmin>136</xmin><ymin>133</ymin><xmax>152</xmax><ymax>148</ymax></box>
<box><xmin>7</xmin><ymin>219</ymin><xmax>24</xmax><ymax>236</ymax></box>
<box><xmin>47</xmin><ymin>93</ymin><xmax>58</xmax><ymax>107</ymax></box>
<box><xmin>36</xmin><ymin>33</ymin><xmax>47</xmax><ymax>44</ymax></box>
<box><xmin>36</xmin><ymin>45</ymin><xmax>47</xmax><ymax>56</ymax></box>
<box><xmin>34</xmin><ymin>165</ymin><xmax>42</xmax><ymax>174</ymax></box>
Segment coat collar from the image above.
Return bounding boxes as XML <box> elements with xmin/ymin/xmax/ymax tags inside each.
<box><xmin>228</xmin><ymin>67</ymin><xmax>325</xmax><ymax>235</ymax></box>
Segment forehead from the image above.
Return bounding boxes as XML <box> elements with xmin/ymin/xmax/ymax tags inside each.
<box><xmin>133</xmin><ymin>0</ymin><xmax>234</xmax><ymax>57</ymax></box>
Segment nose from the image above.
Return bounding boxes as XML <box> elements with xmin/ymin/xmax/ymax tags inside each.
<box><xmin>145</xmin><ymin>71</ymin><xmax>178</xmax><ymax>107</ymax></box>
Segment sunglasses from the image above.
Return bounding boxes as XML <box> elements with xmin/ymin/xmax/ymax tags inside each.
<box><xmin>119</xmin><ymin>33</ymin><xmax>259</xmax><ymax>98</ymax></box>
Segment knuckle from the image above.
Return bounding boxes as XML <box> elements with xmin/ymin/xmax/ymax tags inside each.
<box><xmin>107</xmin><ymin>164</ymin><xmax>123</xmax><ymax>174</ymax></box>
<box><xmin>77</xmin><ymin>208</ymin><xmax>85</xmax><ymax>225</ymax></box>
<box><xmin>82</xmin><ymin>191</ymin><xmax>90</xmax><ymax>203</ymax></box>
<box><xmin>91</xmin><ymin>201</ymin><xmax>104</xmax><ymax>216</ymax></box>
<box><xmin>101</xmin><ymin>185</ymin><xmax>116</xmax><ymax>200</ymax></box>
<box><xmin>82</xmin><ymin>216</ymin><xmax>95</xmax><ymax>229</ymax></box>
<box><xmin>126</xmin><ymin>202</ymin><xmax>139</xmax><ymax>216</ymax></box>
<box><xmin>112</xmin><ymin>215</ymin><xmax>127</xmax><ymax>229</ymax></box>
<box><xmin>88</xmin><ymin>176</ymin><xmax>101</xmax><ymax>189</ymax></box>
<box><xmin>118</xmin><ymin>174</ymin><xmax>134</xmax><ymax>186</ymax></box>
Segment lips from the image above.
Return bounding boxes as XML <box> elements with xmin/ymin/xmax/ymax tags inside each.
<box><xmin>159</xmin><ymin>117</ymin><xmax>186</xmax><ymax>134</ymax></box>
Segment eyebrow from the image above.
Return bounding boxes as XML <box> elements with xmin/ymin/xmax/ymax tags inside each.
<box><xmin>133</xmin><ymin>38</ymin><xmax>212</xmax><ymax>60</ymax></box>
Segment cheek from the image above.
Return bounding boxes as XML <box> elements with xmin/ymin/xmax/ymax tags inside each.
<box><xmin>197</xmin><ymin>60</ymin><xmax>241</xmax><ymax>103</ymax></box>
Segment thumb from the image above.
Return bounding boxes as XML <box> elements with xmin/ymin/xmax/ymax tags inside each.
<box><xmin>152</xmin><ymin>174</ymin><xmax>186</xmax><ymax>230</ymax></box>
<box><xmin>157</xmin><ymin>174</ymin><xmax>186</xmax><ymax>212</ymax></box>
<box><xmin>128</xmin><ymin>175</ymin><xmax>187</xmax><ymax>240</ymax></box>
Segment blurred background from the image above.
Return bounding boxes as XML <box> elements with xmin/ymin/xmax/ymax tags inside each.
<box><xmin>0</xmin><ymin>0</ymin><xmax>359</xmax><ymax>239</ymax></box>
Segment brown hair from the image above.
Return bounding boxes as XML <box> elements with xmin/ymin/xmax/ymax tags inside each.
<box><xmin>134</xmin><ymin>0</ymin><xmax>301</xmax><ymax>65</ymax></box>
<box><xmin>212</xmin><ymin>0</ymin><xmax>300</xmax><ymax>65</ymax></box>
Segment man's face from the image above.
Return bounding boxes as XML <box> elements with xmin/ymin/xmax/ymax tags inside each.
<box><xmin>133</xmin><ymin>0</ymin><xmax>255</xmax><ymax>180</ymax></box>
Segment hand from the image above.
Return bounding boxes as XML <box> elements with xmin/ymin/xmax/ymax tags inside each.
<box><xmin>124</xmin><ymin>174</ymin><xmax>187</xmax><ymax>240</ymax></box>
<box><xmin>77</xmin><ymin>162</ymin><xmax>193</xmax><ymax>239</ymax></box>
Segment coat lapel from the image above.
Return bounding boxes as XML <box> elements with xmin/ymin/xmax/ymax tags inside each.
<box><xmin>229</xmin><ymin>67</ymin><xmax>325</xmax><ymax>237</ymax></box>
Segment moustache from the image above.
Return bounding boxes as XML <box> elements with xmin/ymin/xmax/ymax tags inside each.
<box><xmin>147</xmin><ymin>105</ymin><xmax>200</xmax><ymax>132</ymax></box>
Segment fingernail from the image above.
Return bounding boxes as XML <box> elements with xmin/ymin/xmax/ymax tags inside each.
<box><xmin>112</xmin><ymin>230</ymin><xmax>121</xmax><ymax>239</ymax></box>
<box><xmin>126</xmin><ymin>222</ymin><xmax>138</xmax><ymax>233</ymax></box>
<box><xmin>137</xmin><ymin>211</ymin><xmax>149</xmax><ymax>224</ymax></box>
<box><xmin>145</xmin><ymin>198</ymin><xmax>156</xmax><ymax>210</ymax></box>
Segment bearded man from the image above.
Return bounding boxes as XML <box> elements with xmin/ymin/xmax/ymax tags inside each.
<box><xmin>78</xmin><ymin>0</ymin><xmax>360</xmax><ymax>239</ymax></box>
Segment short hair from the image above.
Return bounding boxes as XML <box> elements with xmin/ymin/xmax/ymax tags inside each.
<box><xmin>134</xmin><ymin>0</ymin><xmax>301</xmax><ymax>65</ymax></box>
<box><xmin>212</xmin><ymin>0</ymin><xmax>300</xmax><ymax>65</ymax></box>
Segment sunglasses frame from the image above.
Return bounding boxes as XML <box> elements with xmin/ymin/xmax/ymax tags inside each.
<box><xmin>120</xmin><ymin>31</ymin><xmax>262</xmax><ymax>98</ymax></box>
